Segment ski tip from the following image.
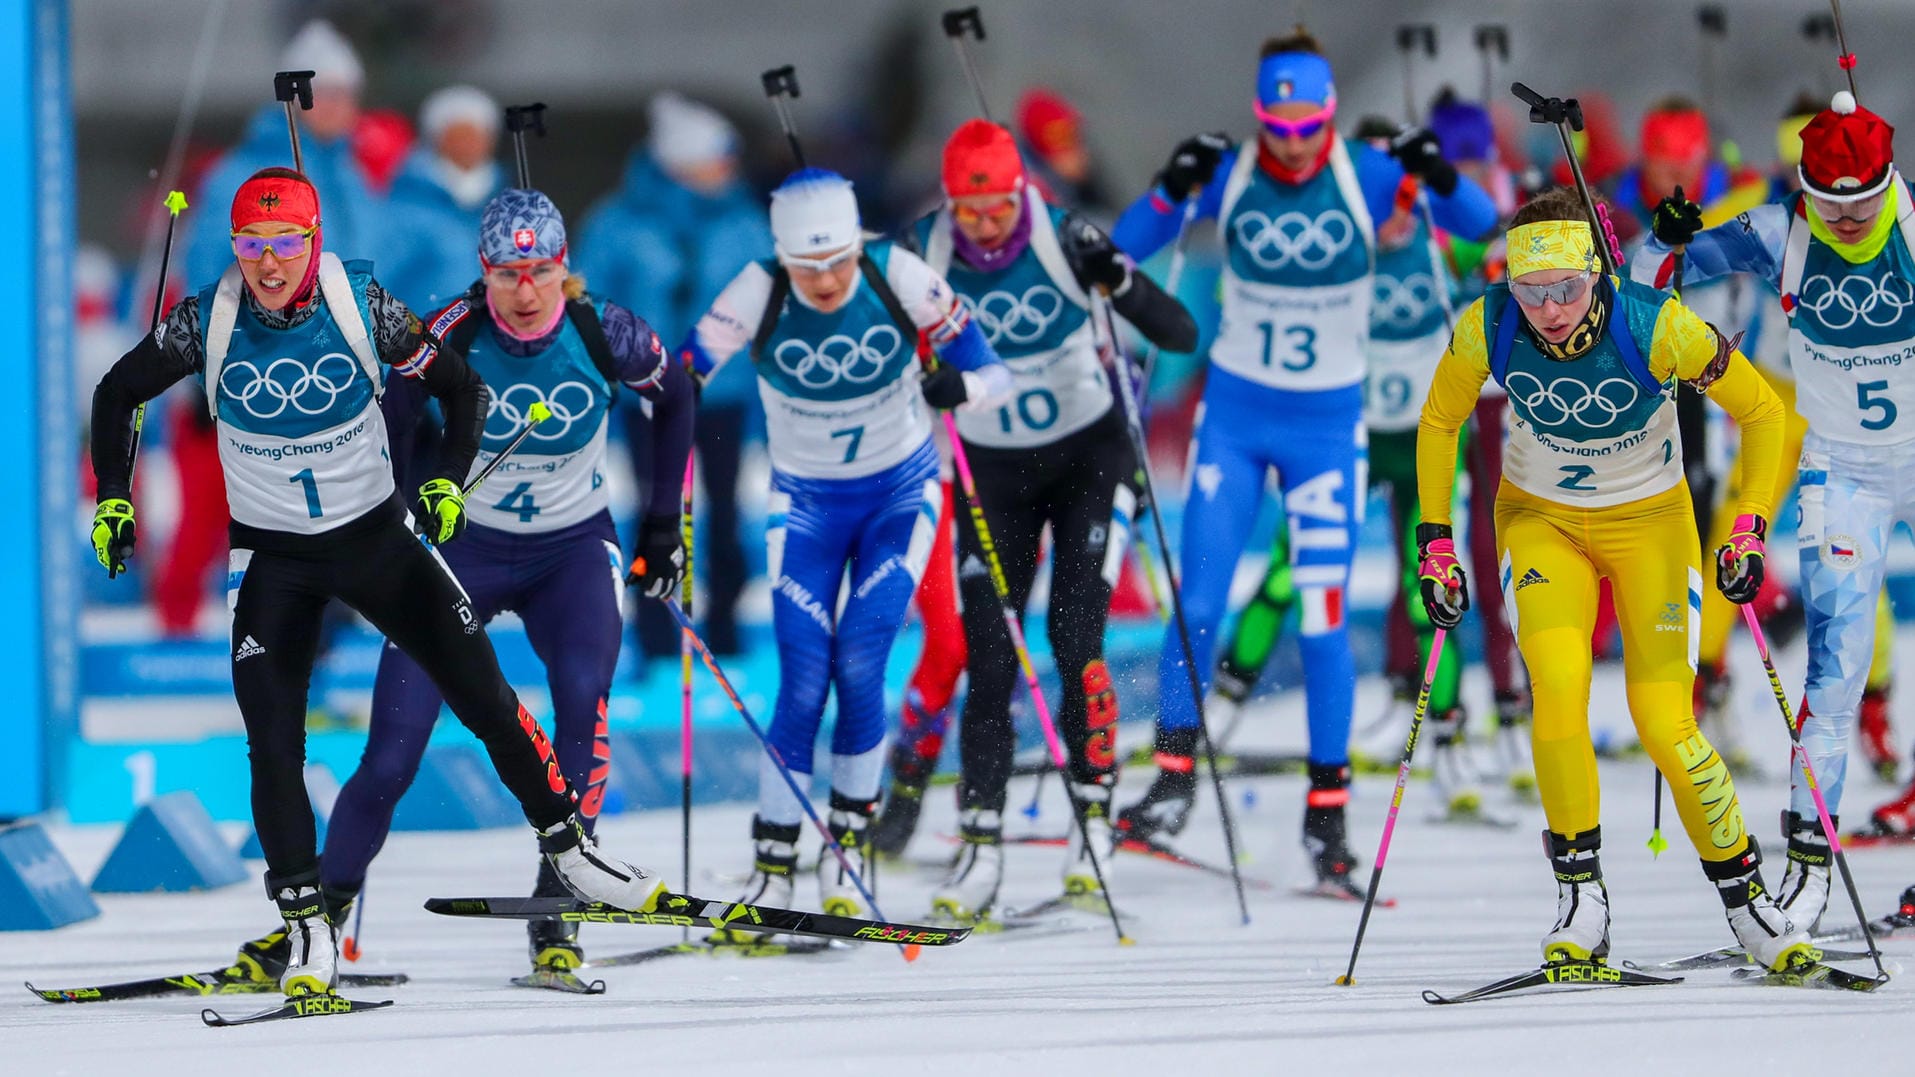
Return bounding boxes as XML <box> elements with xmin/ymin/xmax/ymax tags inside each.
<box><xmin>902</xmin><ymin>944</ymin><xmax>922</xmax><ymax>962</ymax></box>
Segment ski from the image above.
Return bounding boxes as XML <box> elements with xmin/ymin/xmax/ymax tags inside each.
<box><xmin>201</xmin><ymin>993</ymin><xmax>394</xmax><ymax>1027</ymax></box>
<box><xmin>1296</xmin><ymin>880</ymin><xmax>1397</xmax><ymax>908</ymax></box>
<box><xmin>1422</xmin><ymin>962</ymin><xmax>1682</xmax><ymax>1005</ymax></box>
<box><xmin>423</xmin><ymin>893</ymin><xmax>971</xmax><ymax>948</ymax></box>
<box><xmin>1656</xmin><ymin>939</ymin><xmax>1877</xmax><ymax>971</ymax></box>
<box><xmin>1729</xmin><ymin>962</ymin><xmax>1888</xmax><ymax>992</ymax></box>
<box><xmin>27</xmin><ymin>968</ymin><xmax>407</xmax><ymax>1004</ymax></box>
<box><xmin>1840</xmin><ymin>830</ymin><xmax>1915</xmax><ymax>850</ymax></box>
<box><xmin>586</xmin><ymin>937</ymin><xmax>841</xmax><ymax>968</ymax></box>
<box><xmin>510</xmin><ymin>967</ymin><xmax>607</xmax><ymax>994</ymax></box>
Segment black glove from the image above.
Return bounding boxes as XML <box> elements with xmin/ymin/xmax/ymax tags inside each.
<box><xmin>1652</xmin><ymin>186</ymin><xmax>1705</xmax><ymax>248</ymax></box>
<box><xmin>1389</xmin><ymin>126</ymin><xmax>1459</xmax><ymax>196</ymax></box>
<box><xmin>1159</xmin><ymin>132</ymin><xmax>1231</xmax><ymax>198</ymax></box>
<box><xmin>1064</xmin><ymin>218</ymin><xmax>1131</xmax><ymax>293</ymax></box>
<box><xmin>630</xmin><ymin>512</ymin><xmax>686</xmax><ymax>600</ymax></box>
<box><xmin>920</xmin><ymin>363</ymin><xmax>969</xmax><ymax>409</ymax></box>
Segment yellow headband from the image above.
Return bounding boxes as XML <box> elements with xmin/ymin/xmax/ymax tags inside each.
<box><xmin>1507</xmin><ymin>219</ymin><xmax>1598</xmax><ymax>279</ymax></box>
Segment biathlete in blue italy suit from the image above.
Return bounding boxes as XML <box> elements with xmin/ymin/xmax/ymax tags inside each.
<box><xmin>682</xmin><ymin>168</ymin><xmax>1010</xmax><ymax>922</ymax></box>
<box><xmin>1109</xmin><ymin>32</ymin><xmax>1497</xmax><ymax>890</ymax></box>
<box><xmin>321</xmin><ymin>188</ymin><xmax>694</xmax><ymax>975</ymax></box>
<box><xmin>87</xmin><ymin>168</ymin><xmax>664</xmax><ymax>1000</ymax></box>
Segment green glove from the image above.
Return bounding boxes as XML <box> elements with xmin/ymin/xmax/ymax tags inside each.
<box><xmin>92</xmin><ymin>498</ymin><xmax>137</xmax><ymax>578</ymax></box>
<box><xmin>415</xmin><ymin>478</ymin><xmax>467</xmax><ymax>546</ymax></box>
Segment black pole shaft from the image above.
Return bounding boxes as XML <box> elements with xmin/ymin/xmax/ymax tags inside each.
<box><xmin>282</xmin><ymin>101</ymin><xmax>304</xmax><ymax>174</ymax></box>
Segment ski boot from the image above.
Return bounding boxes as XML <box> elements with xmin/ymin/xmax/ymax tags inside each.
<box><xmin>715</xmin><ymin>816</ymin><xmax>799</xmax><ymax>944</ymax></box>
<box><xmin>1870</xmin><ymin>775</ymin><xmax>1915</xmax><ymax>837</ymax></box>
<box><xmin>226</xmin><ymin>927</ymin><xmax>290</xmax><ymax>985</ymax></box>
<box><xmin>1116</xmin><ymin>727</ymin><xmax>1198</xmax><ymax>842</ymax></box>
<box><xmin>1495</xmin><ymin>689</ymin><xmax>1538</xmax><ymax>801</ymax></box>
<box><xmin>1301</xmin><ymin>763</ymin><xmax>1360</xmax><ymax>899</ymax></box>
<box><xmin>931</xmin><ymin>808</ymin><xmax>1004</xmax><ymax>923</ymax></box>
<box><xmin>538</xmin><ymin>812</ymin><xmax>667</xmax><ymax>911</ymax></box>
<box><xmin>528</xmin><ymin>859</ymin><xmax>585</xmax><ymax>969</ymax></box>
<box><xmin>1542</xmin><ymin>828</ymin><xmax>1611</xmax><ymax>965</ymax></box>
<box><xmin>871</xmin><ymin>692</ymin><xmax>948</xmax><ymax>857</ymax></box>
<box><xmin>1429</xmin><ymin>706</ymin><xmax>1490</xmax><ymax>822</ymax></box>
<box><xmin>1063</xmin><ymin>777</ymin><xmax>1118</xmax><ymax>898</ymax></box>
<box><xmin>1776</xmin><ymin>810</ymin><xmax>1833</xmax><ymax>933</ymax></box>
<box><xmin>268</xmin><ymin>870</ymin><xmax>337</xmax><ymax>997</ymax></box>
<box><xmin>1878</xmin><ymin>885</ymin><xmax>1915</xmax><ymax>934</ymax></box>
<box><xmin>1705</xmin><ymin>840</ymin><xmax>1814</xmax><ymax>973</ymax></box>
<box><xmin>1694</xmin><ymin>663</ymin><xmax>1753</xmax><ymax>772</ymax></box>
<box><xmin>817</xmin><ymin>792</ymin><xmax>874</xmax><ymax>917</ymax></box>
<box><xmin>1860</xmin><ymin>683</ymin><xmax>1899</xmax><ymax>783</ymax></box>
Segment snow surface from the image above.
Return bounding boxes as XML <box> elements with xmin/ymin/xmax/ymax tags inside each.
<box><xmin>5</xmin><ymin>641</ymin><xmax>1914</xmax><ymax>1075</ymax></box>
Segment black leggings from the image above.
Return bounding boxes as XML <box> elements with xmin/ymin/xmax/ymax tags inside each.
<box><xmin>230</xmin><ymin>501</ymin><xmax>574</xmax><ymax>884</ymax></box>
<box><xmin>955</xmin><ymin>412</ymin><xmax>1137</xmax><ymax>810</ymax></box>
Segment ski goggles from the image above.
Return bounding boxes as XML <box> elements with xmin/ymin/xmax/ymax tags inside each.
<box><xmin>1509</xmin><ymin>271</ymin><xmax>1595</xmax><ymax>309</ymax></box>
<box><xmin>231</xmin><ymin>228</ymin><xmax>315</xmax><ymax>261</ymax></box>
<box><xmin>481</xmin><ymin>258</ymin><xmax>567</xmax><ymax>287</ymax></box>
<box><xmin>779</xmin><ymin>243</ymin><xmax>861</xmax><ymax>273</ymax></box>
<box><xmin>952</xmin><ymin>193</ymin><xmax>1022</xmax><ymax>227</ymax></box>
<box><xmin>1253</xmin><ymin>100</ymin><xmax>1336</xmax><ymax>141</ymax></box>
<box><xmin>1808</xmin><ymin>188</ymin><xmax>1889</xmax><ymax>225</ymax></box>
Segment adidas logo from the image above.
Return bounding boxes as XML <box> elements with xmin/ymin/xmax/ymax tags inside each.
<box><xmin>1515</xmin><ymin>567</ymin><xmax>1549</xmax><ymax>591</ymax></box>
<box><xmin>234</xmin><ymin>635</ymin><xmax>266</xmax><ymax>661</ymax></box>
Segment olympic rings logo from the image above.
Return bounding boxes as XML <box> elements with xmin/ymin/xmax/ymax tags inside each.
<box><xmin>486</xmin><ymin>380</ymin><xmax>599</xmax><ymax>441</ymax></box>
<box><xmin>219</xmin><ymin>353</ymin><xmax>361</xmax><ymax>420</ymax></box>
<box><xmin>1796</xmin><ymin>272</ymin><xmax>1915</xmax><ymax>331</ymax></box>
<box><xmin>1504</xmin><ymin>372</ymin><xmax>1641</xmax><ymax>429</ymax></box>
<box><xmin>1231</xmin><ymin>208</ymin><xmax>1356</xmax><ymax>271</ymax></box>
<box><xmin>1373</xmin><ymin>272</ymin><xmax>1440</xmax><ymax>330</ymax></box>
<box><xmin>772</xmin><ymin>325</ymin><xmax>903</xmax><ymax>389</ymax></box>
<box><xmin>966</xmin><ymin>285</ymin><xmax>1065</xmax><ymax>346</ymax></box>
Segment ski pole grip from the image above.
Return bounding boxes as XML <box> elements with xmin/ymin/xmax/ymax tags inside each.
<box><xmin>273</xmin><ymin>70</ymin><xmax>315</xmax><ymax>110</ymax></box>
<box><xmin>761</xmin><ymin>65</ymin><xmax>801</xmax><ymax>100</ymax></box>
<box><xmin>1395</xmin><ymin>24</ymin><xmax>1435</xmax><ymax>56</ymax></box>
<box><xmin>942</xmin><ymin>7</ymin><xmax>984</xmax><ymax>39</ymax></box>
<box><xmin>505</xmin><ymin>103</ymin><xmax>548</xmax><ymax>137</ymax></box>
<box><xmin>1474</xmin><ymin>24</ymin><xmax>1509</xmax><ymax>59</ymax></box>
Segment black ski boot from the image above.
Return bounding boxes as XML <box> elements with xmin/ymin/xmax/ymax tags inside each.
<box><xmin>1302</xmin><ymin>763</ymin><xmax>1360</xmax><ymax>898</ymax></box>
<box><xmin>1116</xmin><ymin>727</ymin><xmax>1199</xmax><ymax>842</ymax></box>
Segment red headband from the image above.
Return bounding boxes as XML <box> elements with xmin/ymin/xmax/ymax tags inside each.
<box><xmin>232</xmin><ymin>173</ymin><xmax>321</xmax><ymax>232</ymax></box>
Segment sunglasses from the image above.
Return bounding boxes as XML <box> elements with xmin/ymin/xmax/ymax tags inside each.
<box><xmin>231</xmin><ymin>229</ymin><xmax>315</xmax><ymax>260</ymax></box>
<box><xmin>781</xmin><ymin>245</ymin><xmax>861</xmax><ymax>273</ymax></box>
<box><xmin>1510</xmin><ymin>271</ymin><xmax>1595</xmax><ymax>309</ymax></box>
<box><xmin>481</xmin><ymin>259</ymin><xmax>567</xmax><ymax>287</ymax></box>
<box><xmin>952</xmin><ymin>195</ymin><xmax>1022</xmax><ymax>227</ymax></box>
<box><xmin>1253</xmin><ymin>100</ymin><xmax>1335</xmax><ymax>141</ymax></box>
<box><xmin>1809</xmin><ymin>189</ymin><xmax>1887</xmax><ymax>226</ymax></box>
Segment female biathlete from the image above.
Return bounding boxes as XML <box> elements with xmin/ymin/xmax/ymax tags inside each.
<box><xmin>682</xmin><ymin>168</ymin><xmax>1009</xmax><ymax>917</ymax></box>
<box><xmin>318</xmin><ymin>187</ymin><xmax>693</xmax><ymax>978</ymax></box>
<box><xmin>1415</xmin><ymin>186</ymin><xmax>1810</xmax><ymax>971</ymax></box>
<box><xmin>900</xmin><ymin>120</ymin><xmax>1195</xmax><ymax>919</ymax></box>
<box><xmin>88</xmin><ymin>169</ymin><xmax>663</xmax><ymax>998</ymax></box>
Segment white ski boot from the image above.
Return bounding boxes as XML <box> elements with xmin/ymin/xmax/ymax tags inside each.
<box><xmin>538</xmin><ymin>813</ymin><xmax>667</xmax><ymax>911</ymax></box>
<box><xmin>1430</xmin><ymin>707</ymin><xmax>1492</xmax><ymax>822</ymax></box>
<box><xmin>1706</xmin><ymin>840</ymin><xmax>1814</xmax><ymax>972</ymax></box>
<box><xmin>1777</xmin><ymin>810</ymin><xmax>1833</xmax><ymax>933</ymax></box>
<box><xmin>1542</xmin><ymin>828</ymin><xmax>1611</xmax><ymax>964</ymax></box>
<box><xmin>816</xmin><ymin>793</ymin><xmax>874</xmax><ymax>917</ymax></box>
<box><xmin>1064</xmin><ymin>780</ymin><xmax>1118</xmax><ymax>896</ymax></box>
<box><xmin>1494</xmin><ymin>691</ymin><xmax>1539</xmax><ymax>802</ymax></box>
<box><xmin>932</xmin><ymin>808</ymin><xmax>1004</xmax><ymax>923</ymax></box>
<box><xmin>714</xmin><ymin>817</ymin><xmax>799</xmax><ymax>945</ymax></box>
<box><xmin>271</xmin><ymin>878</ymin><xmax>338</xmax><ymax>997</ymax></box>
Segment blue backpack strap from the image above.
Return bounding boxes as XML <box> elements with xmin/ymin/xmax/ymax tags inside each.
<box><xmin>1604</xmin><ymin>278</ymin><xmax>1664</xmax><ymax>395</ymax></box>
<box><xmin>1487</xmin><ymin>289</ymin><xmax>1521</xmax><ymax>389</ymax></box>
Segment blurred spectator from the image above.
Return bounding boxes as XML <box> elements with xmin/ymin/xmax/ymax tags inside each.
<box><xmin>576</xmin><ymin>92</ymin><xmax>770</xmax><ymax>658</ymax></box>
<box><xmin>74</xmin><ymin>244</ymin><xmax>128</xmax><ymax>434</ymax></box>
<box><xmin>183</xmin><ymin>19</ymin><xmax>383</xmax><ymax>285</ymax></box>
<box><xmin>1015</xmin><ymin>88</ymin><xmax>1109</xmax><ymax>212</ymax></box>
<box><xmin>1770</xmin><ymin>90</ymin><xmax>1822</xmax><ymax>199</ymax></box>
<box><xmin>378</xmin><ymin>85</ymin><xmax>503</xmax><ymax>313</ymax></box>
<box><xmin>353</xmin><ymin>108</ymin><xmax>417</xmax><ymax>193</ymax></box>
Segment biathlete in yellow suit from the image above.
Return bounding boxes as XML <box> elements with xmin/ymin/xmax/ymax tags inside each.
<box><xmin>1414</xmin><ymin>186</ymin><xmax>1814</xmax><ymax>972</ymax></box>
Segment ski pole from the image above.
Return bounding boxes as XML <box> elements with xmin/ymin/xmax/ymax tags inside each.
<box><xmin>1088</xmin><ymin>288</ymin><xmax>1251</xmax><ymax>925</ymax></box>
<box><xmin>1825</xmin><ymin>0</ymin><xmax>1860</xmax><ymax>101</ymax></box>
<box><xmin>341</xmin><ymin>885</ymin><xmax>368</xmax><ymax>962</ymax></box>
<box><xmin>272</xmin><ymin>70</ymin><xmax>315</xmax><ymax>173</ymax></box>
<box><xmin>504</xmin><ymin>103</ymin><xmax>548</xmax><ymax>189</ymax></box>
<box><xmin>936</xmin><ymin>397</ymin><xmax>1130</xmax><ymax>944</ymax></box>
<box><xmin>678</xmin><ymin>454</ymin><xmax>695</xmax><ymax>942</ymax></box>
<box><xmin>640</xmin><ymin>592</ymin><xmax>920</xmax><ymax>963</ymax></box>
<box><xmin>1394</xmin><ymin>25</ymin><xmax>1436</xmax><ymax>126</ymax></box>
<box><xmin>1472</xmin><ymin>25</ymin><xmax>1509</xmax><ymax>104</ymax></box>
<box><xmin>464</xmin><ymin>401</ymin><xmax>551</xmax><ymax>497</ymax></box>
<box><xmin>1648</xmin><ymin>210</ymin><xmax>1694</xmax><ymax>858</ymax></box>
<box><xmin>116</xmin><ymin>190</ymin><xmax>190</xmax><ymax>575</ymax></box>
<box><xmin>1739</xmin><ymin>604</ymin><xmax>1886</xmax><ymax>980</ymax></box>
<box><xmin>1336</xmin><ymin>628</ymin><xmax>1448</xmax><ymax>986</ymax></box>
<box><xmin>1137</xmin><ymin>195</ymin><xmax>1199</xmax><ymax>391</ymax></box>
<box><xmin>941</xmin><ymin>7</ymin><xmax>993</xmax><ymax>120</ymax></box>
<box><xmin>1511</xmin><ymin>83</ymin><xmax>1621</xmax><ymax>276</ymax></box>
<box><xmin>1697</xmin><ymin>6</ymin><xmax>1727</xmax><ymax>127</ymax></box>
<box><xmin>761</xmin><ymin>66</ymin><xmax>807</xmax><ymax>168</ymax></box>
